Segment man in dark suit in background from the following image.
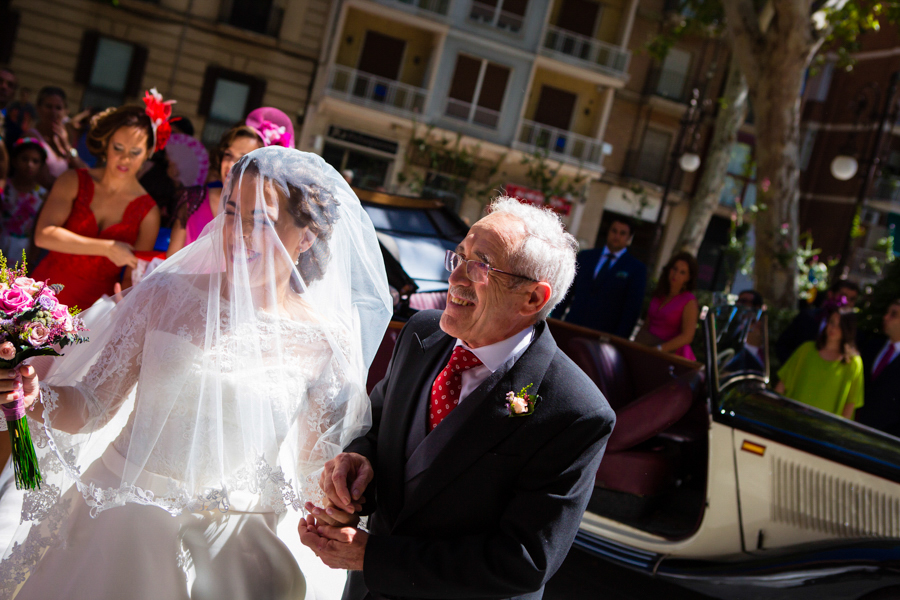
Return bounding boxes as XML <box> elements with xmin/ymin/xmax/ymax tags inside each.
<box><xmin>552</xmin><ymin>216</ymin><xmax>646</xmax><ymax>338</ymax></box>
<box><xmin>300</xmin><ymin>197</ymin><xmax>615</xmax><ymax>600</ymax></box>
<box><xmin>855</xmin><ymin>299</ymin><xmax>900</xmax><ymax>437</ymax></box>
<box><xmin>775</xmin><ymin>279</ymin><xmax>860</xmax><ymax>363</ymax></box>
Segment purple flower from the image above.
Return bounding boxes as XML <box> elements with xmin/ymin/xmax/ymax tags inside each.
<box><xmin>38</xmin><ymin>295</ymin><xmax>57</xmax><ymax>311</ymax></box>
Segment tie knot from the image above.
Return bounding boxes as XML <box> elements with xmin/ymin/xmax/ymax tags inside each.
<box><xmin>449</xmin><ymin>346</ymin><xmax>482</xmax><ymax>372</ymax></box>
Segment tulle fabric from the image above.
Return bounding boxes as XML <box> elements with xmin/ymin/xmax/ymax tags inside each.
<box><xmin>0</xmin><ymin>147</ymin><xmax>391</xmax><ymax>596</ymax></box>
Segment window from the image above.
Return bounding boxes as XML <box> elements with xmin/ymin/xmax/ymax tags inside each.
<box><xmin>75</xmin><ymin>31</ymin><xmax>148</xmax><ymax>109</ymax></box>
<box><xmin>469</xmin><ymin>0</ymin><xmax>528</xmax><ymax>33</ymax></box>
<box><xmin>322</xmin><ymin>143</ymin><xmax>391</xmax><ymax>190</ymax></box>
<box><xmin>632</xmin><ymin>129</ymin><xmax>672</xmax><ymax>185</ymax></box>
<box><xmin>654</xmin><ymin>48</ymin><xmax>691</xmax><ymax>102</ymax></box>
<box><xmin>803</xmin><ymin>62</ymin><xmax>834</xmax><ymax>103</ymax></box>
<box><xmin>220</xmin><ymin>0</ymin><xmax>284</xmax><ymax>36</ymax></box>
<box><xmin>198</xmin><ymin>67</ymin><xmax>266</xmax><ymax>146</ymax></box>
<box><xmin>0</xmin><ymin>6</ymin><xmax>19</xmax><ymax>65</ymax></box>
<box><xmin>445</xmin><ymin>55</ymin><xmax>510</xmax><ymax>129</ymax></box>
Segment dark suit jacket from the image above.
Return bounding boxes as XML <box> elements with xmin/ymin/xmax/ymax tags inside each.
<box><xmin>855</xmin><ymin>337</ymin><xmax>900</xmax><ymax>437</ymax></box>
<box><xmin>775</xmin><ymin>308</ymin><xmax>825</xmax><ymax>364</ymax></box>
<box><xmin>551</xmin><ymin>248</ymin><xmax>646</xmax><ymax>338</ymax></box>
<box><xmin>343</xmin><ymin>310</ymin><xmax>614</xmax><ymax>600</ymax></box>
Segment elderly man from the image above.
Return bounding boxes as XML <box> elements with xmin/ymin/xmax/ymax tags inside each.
<box><xmin>300</xmin><ymin>197</ymin><xmax>614</xmax><ymax>600</ymax></box>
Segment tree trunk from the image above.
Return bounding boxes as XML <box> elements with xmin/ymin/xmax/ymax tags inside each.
<box><xmin>721</xmin><ymin>0</ymin><xmax>824</xmax><ymax>310</ymax></box>
<box><xmin>676</xmin><ymin>54</ymin><xmax>749</xmax><ymax>256</ymax></box>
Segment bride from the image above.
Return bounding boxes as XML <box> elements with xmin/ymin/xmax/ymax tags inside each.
<box><xmin>0</xmin><ymin>147</ymin><xmax>392</xmax><ymax>599</ymax></box>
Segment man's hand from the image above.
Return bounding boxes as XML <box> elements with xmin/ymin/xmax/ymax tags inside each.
<box><xmin>298</xmin><ymin>516</ymin><xmax>368</xmax><ymax>571</ymax></box>
<box><xmin>320</xmin><ymin>452</ymin><xmax>373</xmax><ymax>514</ymax></box>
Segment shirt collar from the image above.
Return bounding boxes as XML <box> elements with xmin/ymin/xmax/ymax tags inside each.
<box><xmin>455</xmin><ymin>325</ymin><xmax>535</xmax><ymax>373</ymax></box>
<box><xmin>604</xmin><ymin>246</ymin><xmax>627</xmax><ymax>260</ymax></box>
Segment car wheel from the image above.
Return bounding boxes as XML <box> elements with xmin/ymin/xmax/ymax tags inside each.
<box><xmin>857</xmin><ymin>586</ymin><xmax>900</xmax><ymax>600</ymax></box>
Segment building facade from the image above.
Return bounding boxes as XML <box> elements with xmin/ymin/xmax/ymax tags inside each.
<box><xmin>2</xmin><ymin>0</ymin><xmax>329</xmax><ymax>148</ymax></box>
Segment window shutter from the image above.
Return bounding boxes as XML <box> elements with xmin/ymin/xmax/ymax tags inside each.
<box><xmin>246</xmin><ymin>76</ymin><xmax>267</xmax><ymax>114</ymax></box>
<box><xmin>198</xmin><ymin>66</ymin><xmax>223</xmax><ymax>116</ymax></box>
<box><xmin>124</xmin><ymin>44</ymin><xmax>149</xmax><ymax>98</ymax></box>
<box><xmin>75</xmin><ymin>30</ymin><xmax>101</xmax><ymax>85</ymax></box>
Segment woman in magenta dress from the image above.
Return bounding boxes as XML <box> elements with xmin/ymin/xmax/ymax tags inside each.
<box><xmin>644</xmin><ymin>251</ymin><xmax>700</xmax><ymax>360</ymax></box>
<box><xmin>31</xmin><ymin>99</ymin><xmax>166</xmax><ymax>309</ymax></box>
<box><xmin>167</xmin><ymin>107</ymin><xmax>294</xmax><ymax>256</ymax></box>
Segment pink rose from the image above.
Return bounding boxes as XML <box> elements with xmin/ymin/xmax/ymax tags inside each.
<box><xmin>27</xmin><ymin>323</ymin><xmax>50</xmax><ymax>346</ymax></box>
<box><xmin>63</xmin><ymin>314</ymin><xmax>75</xmax><ymax>333</ymax></box>
<box><xmin>510</xmin><ymin>396</ymin><xmax>529</xmax><ymax>414</ymax></box>
<box><xmin>14</xmin><ymin>277</ymin><xmax>41</xmax><ymax>294</ymax></box>
<box><xmin>0</xmin><ymin>341</ymin><xmax>14</xmax><ymax>361</ymax></box>
<box><xmin>0</xmin><ymin>287</ymin><xmax>33</xmax><ymax>314</ymax></box>
<box><xmin>51</xmin><ymin>304</ymin><xmax>69</xmax><ymax>321</ymax></box>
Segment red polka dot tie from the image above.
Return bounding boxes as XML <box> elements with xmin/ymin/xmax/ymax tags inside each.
<box><xmin>429</xmin><ymin>346</ymin><xmax>482</xmax><ymax>433</ymax></box>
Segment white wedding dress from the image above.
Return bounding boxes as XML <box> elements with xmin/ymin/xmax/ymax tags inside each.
<box><xmin>0</xmin><ymin>148</ymin><xmax>391</xmax><ymax>600</ymax></box>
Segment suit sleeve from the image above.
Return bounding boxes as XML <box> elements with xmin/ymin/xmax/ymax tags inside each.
<box><xmin>614</xmin><ymin>259</ymin><xmax>646</xmax><ymax>338</ymax></box>
<box><xmin>361</xmin><ymin>408</ymin><xmax>614</xmax><ymax>599</ymax></box>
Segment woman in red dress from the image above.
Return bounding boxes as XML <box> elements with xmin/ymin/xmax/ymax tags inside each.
<box><xmin>32</xmin><ymin>104</ymin><xmax>161</xmax><ymax>309</ymax></box>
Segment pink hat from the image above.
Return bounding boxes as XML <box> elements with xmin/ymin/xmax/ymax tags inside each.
<box><xmin>245</xmin><ymin>107</ymin><xmax>295</xmax><ymax>149</ymax></box>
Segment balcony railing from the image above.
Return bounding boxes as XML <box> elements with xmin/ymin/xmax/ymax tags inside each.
<box><xmin>542</xmin><ymin>25</ymin><xmax>630</xmax><ymax>78</ymax></box>
<box><xmin>444</xmin><ymin>98</ymin><xmax>501</xmax><ymax>129</ymax></box>
<box><xmin>374</xmin><ymin>0</ymin><xmax>451</xmax><ymax>17</ymax></box>
<box><xmin>468</xmin><ymin>1</ymin><xmax>525</xmax><ymax>33</ymax></box>
<box><xmin>645</xmin><ymin>67</ymin><xmax>690</xmax><ymax>103</ymax></box>
<box><xmin>513</xmin><ymin>120</ymin><xmax>606</xmax><ymax>169</ymax></box>
<box><xmin>326</xmin><ymin>65</ymin><xmax>428</xmax><ymax>120</ymax></box>
<box><xmin>872</xmin><ymin>174</ymin><xmax>900</xmax><ymax>203</ymax></box>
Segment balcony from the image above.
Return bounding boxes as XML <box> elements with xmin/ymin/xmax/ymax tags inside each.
<box><xmin>468</xmin><ymin>1</ymin><xmax>525</xmax><ymax>33</ymax></box>
<box><xmin>513</xmin><ymin>120</ymin><xmax>607</xmax><ymax>169</ymax></box>
<box><xmin>326</xmin><ymin>65</ymin><xmax>428</xmax><ymax>120</ymax></box>
<box><xmin>872</xmin><ymin>174</ymin><xmax>900</xmax><ymax>203</ymax></box>
<box><xmin>444</xmin><ymin>98</ymin><xmax>501</xmax><ymax>129</ymax></box>
<box><xmin>542</xmin><ymin>25</ymin><xmax>630</xmax><ymax>79</ymax></box>
<box><xmin>372</xmin><ymin>0</ymin><xmax>451</xmax><ymax>18</ymax></box>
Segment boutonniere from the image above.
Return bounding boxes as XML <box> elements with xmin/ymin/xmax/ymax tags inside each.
<box><xmin>505</xmin><ymin>383</ymin><xmax>540</xmax><ymax>417</ymax></box>
<box><xmin>615</xmin><ymin>271</ymin><xmax>629</xmax><ymax>279</ymax></box>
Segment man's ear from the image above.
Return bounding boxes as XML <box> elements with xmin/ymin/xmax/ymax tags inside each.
<box><xmin>520</xmin><ymin>282</ymin><xmax>552</xmax><ymax>318</ymax></box>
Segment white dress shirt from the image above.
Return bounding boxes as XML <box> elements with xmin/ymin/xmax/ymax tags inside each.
<box><xmin>593</xmin><ymin>246</ymin><xmax>627</xmax><ymax>279</ymax></box>
<box><xmin>453</xmin><ymin>326</ymin><xmax>535</xmax><ymax>404</ymax></box>
<box><xmin>873</xmin><ymin>339</ymin><xmax>900</xmax><ymax>374</ymax></box>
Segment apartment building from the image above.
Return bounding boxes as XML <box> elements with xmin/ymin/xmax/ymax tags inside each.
<box><xmin>299</xmin><ymin>0</ymin><xmax>638</xmax><ymax>245</ymax></box>
<box><xmin>1</xmin><ymin>0</ymin><xmax>328</xmax><ymax>147</ymax></box>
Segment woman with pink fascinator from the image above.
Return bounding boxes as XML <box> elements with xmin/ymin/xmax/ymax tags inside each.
<box><xmin>167</xmin><ymin>107</ymin><xmax>294</xmax><ymax>256</ymax></box>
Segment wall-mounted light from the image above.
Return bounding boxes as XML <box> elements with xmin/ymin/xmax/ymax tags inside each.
<box><xmin>830</xmin><ymin>154</ymin><xmax>858</xmax><ymax>181</ymax></box>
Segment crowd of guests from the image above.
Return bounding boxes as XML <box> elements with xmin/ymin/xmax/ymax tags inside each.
<box><xmin>0</xmin><ymin>67</ymin><xmax>294</xmax><ymax>310</ymax></box>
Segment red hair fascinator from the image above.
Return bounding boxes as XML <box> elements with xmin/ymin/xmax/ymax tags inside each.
<box><xmin>142</xmin><ymin>88</ymin><xmax>179</xmax><ymax>152</ymax></box>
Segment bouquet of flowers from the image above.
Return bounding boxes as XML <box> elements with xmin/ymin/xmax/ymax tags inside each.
<box><xmin>0</xmin><ymin>253</ymin><xmax>87</xmax><ymax>490</ymax></box>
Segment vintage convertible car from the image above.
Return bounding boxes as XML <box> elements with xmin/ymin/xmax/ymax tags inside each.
<box><xmin>566</xmin><ymin>305</ymin><xmax>900</xmax><ymax>600</ymax></box>
<box><xmin>367</xmin><ymin>305</ymin><xmax>900</xmax><ymax>599</ymax></box>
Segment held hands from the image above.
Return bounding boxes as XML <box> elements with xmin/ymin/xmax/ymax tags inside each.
<box><xmin>298</xmin><ymin>513</ymin><xmax>368</xmax><ymax>571</ymax></box>
<box><xmin>108</xmin><ymin>241</ymin><xmax>138</xmax><ymax>269</ymax></box>
<box><xmin>0</xmin><ymin>365</ymin><xmax>40</xmax><ymax>410</ymax></box>
<box><xmin>319</xmin><ymin>452</ymin><xmax>373</xmax><ymax>514</ymax></box>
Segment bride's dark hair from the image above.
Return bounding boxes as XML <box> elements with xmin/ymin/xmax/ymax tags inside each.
<box><xmin>236</xmin><ymin>153</ymin><xmax>341</xmax><ymax>284</ymax></box>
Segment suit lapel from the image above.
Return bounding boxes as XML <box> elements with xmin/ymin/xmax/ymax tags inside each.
<box><xmin>379</xmin><ymin>327</ymin><xmax>454</xmax><ymax>524</ymax></box>
<box><xmin>394</xmin><ymin>323</ymin><xmax>557</xmax><ymax>527</ymax></box>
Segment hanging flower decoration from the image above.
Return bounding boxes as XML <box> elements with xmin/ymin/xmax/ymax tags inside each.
<box><xmin>142</xmin><ymin>88</ymin><xmax>179</xmax><ymax>153</ymax></box>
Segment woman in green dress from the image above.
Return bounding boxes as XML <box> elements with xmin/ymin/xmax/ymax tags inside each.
<box><xmin>775</xmin><ymin>306</ymin><xmax>864</xmax><ymax>419</ymax></box>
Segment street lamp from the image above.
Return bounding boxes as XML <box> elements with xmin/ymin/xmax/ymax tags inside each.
<box><xmin>678</xmin><ymin>152</ymin><xmax>702</xmax><ymax>173</ymax></box>
<box><xmin>831</xmin><ymin>71</ymin><xmax>900</xmax><ymax>276</ymax></box>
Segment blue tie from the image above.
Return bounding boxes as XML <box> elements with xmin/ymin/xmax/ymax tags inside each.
<box><xmin>595</xmin><ymin>251</ymin><xmax>613</xmax><ymax>279</ymax></box>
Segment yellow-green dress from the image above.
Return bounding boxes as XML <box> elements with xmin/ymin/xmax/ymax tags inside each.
<box><xmin>777</xmin><ymin>341</ymin><xmax>864</xmax><ymax>415</ymax></box>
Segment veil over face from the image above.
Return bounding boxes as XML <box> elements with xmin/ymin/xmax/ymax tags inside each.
<box><xmin>7</xmin><ymin>147</ymin><xmax>392</xmax><ymax>525</ymax></box>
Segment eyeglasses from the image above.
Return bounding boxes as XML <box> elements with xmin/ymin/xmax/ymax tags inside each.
<box><xmin>444</xmin><ymin>250</ymin><xmax>538</xmax><ymax>284</ymax></box>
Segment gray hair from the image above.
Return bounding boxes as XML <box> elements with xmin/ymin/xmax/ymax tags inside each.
<box><xmin>488</xmin><ymin>196</ymin><xmax>578</xmax><ymax>321</ymax></box>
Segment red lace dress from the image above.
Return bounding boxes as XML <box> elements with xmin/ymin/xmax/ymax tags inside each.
<box><xmin>32</xmin><ymin>169</ymin><xmax>156</xmax><ymax>309</ymax></box>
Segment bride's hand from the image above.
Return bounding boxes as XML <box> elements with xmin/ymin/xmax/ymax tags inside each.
<box><xmin>0</xmin><ymin>365</ymin><xmax>39</xmax><ymax>410</ymax></box>
<box><xmin>304</xmin><ymin>501</ymin><xmax>361</xmax><ymax>528</ymax></box>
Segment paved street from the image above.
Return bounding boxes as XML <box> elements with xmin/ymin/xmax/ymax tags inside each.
<box><xmin>545</xmin><ymin>547</ymin><xmax>713</xmax><ymax>600</ymax></box>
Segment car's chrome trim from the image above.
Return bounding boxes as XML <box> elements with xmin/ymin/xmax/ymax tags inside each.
<box><xmin>573</xmin><ymin>530</ymin><xmax>660</xmax><ymax>570</ymax></box>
